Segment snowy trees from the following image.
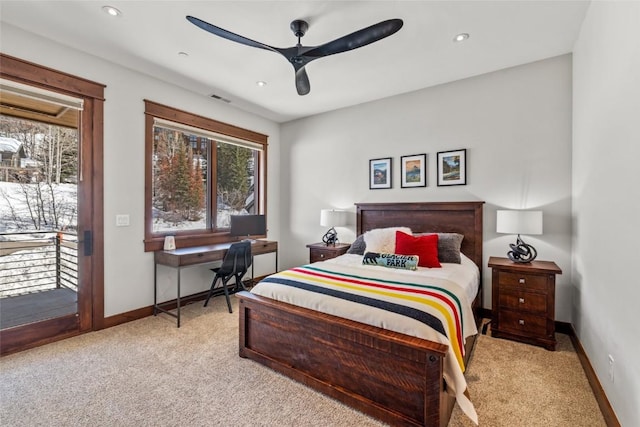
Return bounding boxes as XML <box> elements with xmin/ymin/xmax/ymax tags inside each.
<box><xmin>0</xmin><ymin>116</ymin><xmax>77</xmax><ymax>184</ymax></box>
<box><xmin>151</xmin><ymin>126</ymin><xmax>256</xmax><ymax>231</ymax></box>
<box><xmin>0</xmin><ymin>181</ymin><xmax>77</xmax><ymax>231</ymax></box>
<box><xmin>153</xmin><ymin>129</ymin><xmax>205</xmax><ymax>225</ymax></box>
<box><xmin>0</xmin><ymin>116</ymin><xmax>78</xmax><ymax>232</ymax></box>
<box><xmin>217</xmin><ymin>142</ymin><xmax>253</xmax><ymax>212</ymax></box>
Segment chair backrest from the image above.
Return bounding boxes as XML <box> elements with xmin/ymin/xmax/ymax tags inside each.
<box><xmin>219</xmin><ymin>240</ymin><xmax>252</xmax><ymax>275</ymax></box>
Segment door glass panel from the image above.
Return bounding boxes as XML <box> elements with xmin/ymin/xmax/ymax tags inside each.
<box><xmin>0</xmin><ymin>92</ymin><xmax>80</xmax><ymax>329</ymax></box>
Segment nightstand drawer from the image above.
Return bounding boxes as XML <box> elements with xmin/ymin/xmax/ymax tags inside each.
<box><xmin>307</xmin><ymin>243</ymin><xmax>351</xmax><ymax>263</ymax></box>
<box><xmin>498</xmin><ymin>271</ymin><xmax>547</xmax><ymax>291</ymax></box>
<box><xmin>310</xmin><ymin>251</ymin><xmax>331</xmax><ymax>263</ymax></box>
<box><xmin>498</xmin><ymin>310</ymin><xmax>547</xmax><ymax>337</ymax></box>
<box><xmin>499</xmin><ymin>289</ymin><xmax>547</xmax><ymax>314</ymax></box>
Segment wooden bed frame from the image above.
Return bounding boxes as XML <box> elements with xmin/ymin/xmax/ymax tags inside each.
<box><xmin>237</xmin><ymin>201</ymin><xmax>484</xmax><ymax>427</ymax></box>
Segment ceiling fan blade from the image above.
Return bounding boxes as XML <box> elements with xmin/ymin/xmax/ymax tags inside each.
<box><xmin>303</xmin><ymin>19</ymin><xmax>403</xmax><ymax>59</ymax></box>
<box><xmin>186</xmin><ymin>16</ymin><xmax>279</xmax><ymax>54</ymax></box>
<box><xmin>295</xmin><ymin>67</ymin><xmax>311</xmax><ymax>96</ymax></box>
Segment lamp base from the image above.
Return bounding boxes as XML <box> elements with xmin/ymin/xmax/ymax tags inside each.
<box><xmin>322</xmin><ymin>227</ymin><xmax>338</xmax><ymax>245</ymax></box>
<box><xmin>507</xmin><ymin>235</ymin><xmax>537</xmax><ymax>263</ymax></box>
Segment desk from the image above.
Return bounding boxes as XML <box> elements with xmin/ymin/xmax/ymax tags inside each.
<box><xmin>154</xmin><ymin>240</ymin><xmax>278</xmax><ymax>327</ymax></box>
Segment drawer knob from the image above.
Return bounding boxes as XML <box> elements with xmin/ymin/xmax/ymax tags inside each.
<box><xmin>519</xmin><ymin>278</ymin><xmax>525</xmax><ymax>284</ymax></box>
<box><xmin>518</xmin><ymin>319</ymin><xmax>525</xmax><ymax>325</ymax></box>
<box><xmin>519</xmin><ymin>298</ymin><xmax>525</xmax><ymax>303</ymax></box>
<box><xmin>320</xmin><ymin>253</ymin><xmax>325</xmax><ymax>258</ymax></box>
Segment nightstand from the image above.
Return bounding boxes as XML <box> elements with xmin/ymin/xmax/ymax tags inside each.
<box><xmin>489</xmin><ymin>256</ymin><xmax>562</xmax><ymax>350</ymax></box>
<box><xmin>306</xmin><ymin>242</ymin><xmax>351</xmax><ymax>263</ymax></box>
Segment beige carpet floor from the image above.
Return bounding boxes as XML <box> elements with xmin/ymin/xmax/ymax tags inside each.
<box><xmin>1</xmin><ymin>297</ymin><xmax>606</xmax><ymax>426</ymax></box>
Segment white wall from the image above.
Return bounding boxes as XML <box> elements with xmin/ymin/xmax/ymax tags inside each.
<box><xmin>572</xmin><ymin>2</ymin><xmax>640</xmax><ymax>425</ymax></box>
<box><xmin>281</xmin><ymin>55</ymin><xmax>573</xmax><ymax>318</ymax></box>
<box><xmin>1</xmin><ymin>24</ymin><xmax>281</xmax><ymax>317</ymax></box>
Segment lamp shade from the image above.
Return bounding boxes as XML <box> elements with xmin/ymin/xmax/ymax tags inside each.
<box><xmin>496</xmin><ymin>210</ymin><xmax>543</xmax><ymax>235</ymax></box>
<box><xmin>320</xmin><ymin>209</ymin><xmax>347</xmax><ymax>227</ymax></box>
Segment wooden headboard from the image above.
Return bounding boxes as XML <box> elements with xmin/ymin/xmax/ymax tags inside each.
<box><xmin>355</xmin><ymin>201</ymin><xmax>485</xmax><ymax>268</ymax></box>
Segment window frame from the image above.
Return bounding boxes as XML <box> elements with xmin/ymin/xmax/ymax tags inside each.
<box><xmin>144</xmin><ymin>100</ymin><xmax>268</xmax><ymax>252</ymax></box>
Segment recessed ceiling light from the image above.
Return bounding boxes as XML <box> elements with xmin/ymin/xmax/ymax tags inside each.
<box><xmin>256</xmin><ymin>81</ymin><xmax>267</xmax><ymax>87</ymax></box>
<box><xmin>454</xmin><ymin>33</ymin><xmax>469</xmax><ymax>42</ymax></box>
<box><xmin>102</xmin><ymin>6</ymin><xmax>122</xmax><ymax>17</ymax></box>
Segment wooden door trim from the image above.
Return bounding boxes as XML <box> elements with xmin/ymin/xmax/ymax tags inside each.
<box><xmin>88</xmin><ymin>96</ymin><xmax>105</xmax><ymax>330</ymax></box>
<box><xmin>0</xmin><ymin>53</ymin><xmax>105</xmax><ymax>100</ymax></box>
<box><xmin>0</xmin><ymin>53</ymin><xmax>106</xmax><ymax>351</ymax></box>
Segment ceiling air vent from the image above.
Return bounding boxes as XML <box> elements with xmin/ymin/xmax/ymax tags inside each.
<box><xmin>210</xmin><ymin>93</ymin><xmax>231</xmax><ymax>103</ymax></box>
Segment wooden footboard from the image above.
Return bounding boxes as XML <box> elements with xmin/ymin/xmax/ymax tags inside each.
<box><xmin>238</xmin><ymin>291</ymin><xmax>452</xmax><ymax>427</ymax></box>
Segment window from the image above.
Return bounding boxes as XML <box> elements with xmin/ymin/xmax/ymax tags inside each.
<box><xmin>144</xmin><ymin>101</ymin><xmax>268</xmax><ymax>251</ymax></box>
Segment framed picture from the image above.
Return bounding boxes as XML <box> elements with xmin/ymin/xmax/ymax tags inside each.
<box><xmin>437</xmin><ymin>149</ymin><xmax>467</xmax><ymax>186</ymax></box>
<box><xmin>369</xmin><ymin>157</ymin><xmax>392</xmax><ymax>189</ymax></box>
<box><xmin>400</xmin><ymin>154</ymin><xmax>427</xmax><ymax>188</ymax></box>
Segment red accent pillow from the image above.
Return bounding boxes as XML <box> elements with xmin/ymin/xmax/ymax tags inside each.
<box><xmin>395</xmin><ymin>231</ymin><xmax>441</xmax><ymax>268</ymax></box>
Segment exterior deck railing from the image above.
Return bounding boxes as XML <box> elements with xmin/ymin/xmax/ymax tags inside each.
<box><xmin>0</xmin><ymin>231</ymin><xmax>78</xmax><ymax>298</ymax></box>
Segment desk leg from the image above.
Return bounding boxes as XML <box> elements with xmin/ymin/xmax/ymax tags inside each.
<box><xmin>177</xmin><ymin>267</ymin><xmax>181</xmax><ymax>328</ymax></box>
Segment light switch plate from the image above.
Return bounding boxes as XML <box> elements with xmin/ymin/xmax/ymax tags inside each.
<box><xmin>116</xmin><ymin>214</ymin><xmax>130</xmax><ymax>227</ymax></box>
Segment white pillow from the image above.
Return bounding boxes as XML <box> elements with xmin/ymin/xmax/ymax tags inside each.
<box><xmin>363</xmin><ymin>227</ymin><xmax>412</xmax><ymax>254</ymax></box>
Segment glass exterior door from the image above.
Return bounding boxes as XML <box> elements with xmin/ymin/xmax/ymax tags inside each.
<box><xmin>0</xmin><ymin>55</ymin><xmax>104</xmax><ymax>355</ymax></box>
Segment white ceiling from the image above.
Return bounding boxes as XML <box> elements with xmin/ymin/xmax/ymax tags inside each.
<box><xmin>0</xmin><ymin>1</ymin><xmax>589</xmax><ymax>123</ymax></box>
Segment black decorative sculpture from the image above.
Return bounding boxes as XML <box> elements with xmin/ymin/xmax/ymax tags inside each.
<box><xmin>497</xmin><ymin>209</ymin><xmax>543</xmax><ymax>264</ymax></box>
<box><xmin>507</xmin><ymin>235</ymin><xmax>538</xmax><ymax>263</ymax></box>
<box><xmin>322</xmin><ymin>227</ymin><xmax>338</xmax><ymax>245</ymax></box>
<box><xmin>320</xmin><ymin>209</ymin><xmax>346</xmax><ymax>246</ymax></box>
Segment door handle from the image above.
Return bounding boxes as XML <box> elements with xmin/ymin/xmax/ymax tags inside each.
<box><xmin>83</xmin><ymin>230</ymin><xmax>93</xmax><ymax>256</ymax></box>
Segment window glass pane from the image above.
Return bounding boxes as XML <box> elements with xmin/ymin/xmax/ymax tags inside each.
<box><xmin>152</xmin><ymin>126</ymin><xmax>207</xmax><ymax>233</ymax></box>
<box><xmin>216</xmin><ymin>141</ymin><xmax>258</xmax><ymax>229</ymax></box>
<box><xmin>144</xmin><ymin>100</ymin><xmax>267</xmax><ymax>251</ymax></box>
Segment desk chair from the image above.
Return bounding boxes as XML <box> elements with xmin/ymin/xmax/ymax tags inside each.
<box><xmin>204</xmin><ymin>240</ymin><xmax>252</xmax><ymax>313</ymax></box>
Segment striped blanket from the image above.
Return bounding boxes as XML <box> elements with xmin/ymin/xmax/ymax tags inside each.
<box><xmin>261</xmin><ymin>264</ymin><xmax>468</xmax><ymax>370</ymax></box>
<box><xmin>251</xmin><ymin>258</ymin><xmax>478</xmax><ymax>423</ymax></box>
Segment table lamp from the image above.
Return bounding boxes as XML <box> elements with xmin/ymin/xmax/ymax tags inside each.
<box><xmin>496</xmin><ymin>210</ymin><xmax>543</xmax><ymax>263</ymax></box>
<box><xmin>320</xmin><ymin>209</ymin><xmax>347</xmax><ymax>245</ymax></box>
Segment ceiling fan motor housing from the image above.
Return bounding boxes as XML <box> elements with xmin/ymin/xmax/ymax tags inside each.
<box><xmin>290</xmin><ymin>20</ymin><xmax>309</xmax><ymax>38</ymax></box>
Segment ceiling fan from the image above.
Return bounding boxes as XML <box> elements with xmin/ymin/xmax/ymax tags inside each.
<box><xmin>186</xmin><ymin>15</ymin><xmax>403</xmax><ymax>96</ymax></box>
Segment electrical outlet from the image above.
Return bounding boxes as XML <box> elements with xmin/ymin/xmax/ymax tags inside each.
<box><xmin>608</xmin><ymin>354</ymin><xmax>615</xmax><ymax>383</ymax></box>
<box><xmin>115</xmin><ymin>214</ymin><xmax>130</xmax><ymax>227</ymax></box>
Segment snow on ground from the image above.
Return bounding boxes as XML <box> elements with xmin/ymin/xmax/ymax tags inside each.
<box><xmin>0</xmin><ymin>181</ymin><xmax>78</xmax><ymax>296</ymax></box>
<box><xmin>0</xmin><ymin>181</ymin><xmax>77</xmax><ymax>233</ymax></box>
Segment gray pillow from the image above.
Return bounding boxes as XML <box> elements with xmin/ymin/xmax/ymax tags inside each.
<box><xmin>435</xmin><ymin>233</ymin><xmax>464</xmax><ymax>264</ymax></box>
<box><xmin>416</xmin><ymin>232</ymin><xmax>464</xmax><ymax>263</ymax></box>
<box><xmin>346</xmin><ymin>235</ymin><xmax>366</xmax><ymax>255</ymax></box>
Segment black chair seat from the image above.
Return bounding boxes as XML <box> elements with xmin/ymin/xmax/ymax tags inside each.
<box><xmin>204</xmin><ymin>240</ymin><xmax>252</xmax><ymax>313</ymax></box>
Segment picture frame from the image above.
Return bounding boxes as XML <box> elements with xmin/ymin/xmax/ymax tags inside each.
<box><xmin>369</xmin><ymin>157</ymin><xmax>392</xmax><ymax>189</ymax></box>
<box><xmin>437</xmin><ymin>149</ymin><xmax>467</xmax><ymax>186</ymax></box>
<box><xmin>400</xmin><ymin>154</ymin><xmax>427</xmax><ymax>188</ymax></box>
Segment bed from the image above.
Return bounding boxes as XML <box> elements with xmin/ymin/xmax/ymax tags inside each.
<box><xmin>237</xmin><ymin>201</ymin><xmax>484</xmax><ymax>427</ymax></box>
